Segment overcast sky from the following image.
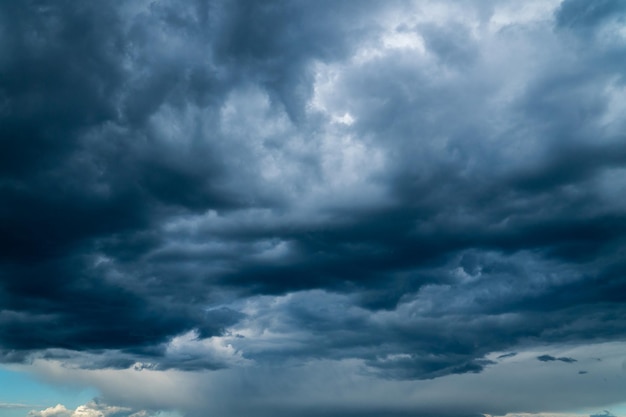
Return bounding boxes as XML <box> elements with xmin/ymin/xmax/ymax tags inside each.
<box><xmin>1</xmin><ymin>1</ymin><xmax>626</xmax><ymax>416</ymax></box>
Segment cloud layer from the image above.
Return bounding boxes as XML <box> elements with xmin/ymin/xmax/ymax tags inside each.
<box><xmin>1</xmin><ymin>0</ymin><xmax>626</xmax><ymax>416</ymax></box>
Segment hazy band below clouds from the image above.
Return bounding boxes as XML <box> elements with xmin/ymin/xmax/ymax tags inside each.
<box><xmin>15</xmin><ymin>341</ymin><xmax>626</xmax><ymax>417</ymax></box>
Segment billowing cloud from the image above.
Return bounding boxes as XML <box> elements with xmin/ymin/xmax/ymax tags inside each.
<box><xmin>2</xmin><ymin>0</ymin><xmax>626</xmax><ymax>416</ymax></box>
<box><xmin>28</xmin><ymin>404</ymin><xmax>71</xmax><ymax>417</ymax></box>
<box><xmin>27</xmin><ymin>401</ymin><xmax>155</xmax><ymax>417</ymax></box>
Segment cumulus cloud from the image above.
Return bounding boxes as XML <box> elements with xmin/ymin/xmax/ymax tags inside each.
<box><xmin>27</xmin><ymin>401</ymin><xmax>155</xmax><ymax>417</ymax></box>
<box><xmin>28</xmin><ymin>404</ymin><xmax>71</xmax><ymax>417</ymax></box>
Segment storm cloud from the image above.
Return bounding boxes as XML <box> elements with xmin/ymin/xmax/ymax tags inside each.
<box><xmin>537</xmin><ymin>355</ymin><xmax>578</xmax><ymax>363</ymax></box>
<box><xmin>1</xmin><ymin>0</ymin><xmax>626</xmax><ymax>416</ymax></box>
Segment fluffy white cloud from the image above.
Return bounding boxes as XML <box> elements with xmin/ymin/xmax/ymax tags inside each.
<box><xmin>28</xmin><ymin>404</ymin><xmax>71</xmax><ymax>417</ymax></box>
<box><xmin>27</xmin><ymin>402</ymin><xmax>155</xmax><ymax>417</ymax></box>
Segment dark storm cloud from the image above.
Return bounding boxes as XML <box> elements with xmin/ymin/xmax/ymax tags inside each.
<box><xmin>0</xmin><ymin>0</ymin><xmax>237</xmax><ymax>361</ymax></box>
<box><xmin>1</xmin><ymin>0</ymin><xmax>626</xmax><ymax>404</ymax></box>
<box><xmin>0</xmin><ymin>0</ymin><xmax>386</xmax><ymax>368</ymax></box>
<box><xmin>212</xmin><ymin>0</ymin><xmax>384</xmax><ymax>121</ymax></box>
<box><xmin>537</xmin><ymin>355</ymin><xmax>577</xmax><ymax>363</ymax></box>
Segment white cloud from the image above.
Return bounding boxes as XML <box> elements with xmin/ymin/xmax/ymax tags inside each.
<box><xmin>28</xmin><ymin>404</ymin><xmax>71</xmax><ymax>417</ymax></box>
<box><xmin>27</xmin><ymin>401</ymin><xmax>157</xmax><ymax>417</ymax></box>
<box><xmin>0</xmin><ymin>402</ymin><xmax>32</xmax><ymax>409</ymax></box>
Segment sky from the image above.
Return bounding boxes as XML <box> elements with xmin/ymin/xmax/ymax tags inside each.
<box><xmin>1</xmin><ymin>0</ymin><xmax>626</xmax><ymax>416</ymax></box>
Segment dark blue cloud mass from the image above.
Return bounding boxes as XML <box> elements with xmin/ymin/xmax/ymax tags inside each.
<box><xmin>537</xmin><ymin>354</ymin><xmax>577</xmax><ymax>363</ymax></box>
<box><xmin>1</xmin><ymin>0</ymin><xmax>626</xmax><ymax>416</ymax></box>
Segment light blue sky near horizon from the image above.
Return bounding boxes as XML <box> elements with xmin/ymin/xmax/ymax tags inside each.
<box><xmin>0</xmin><ymin>366</ymin><xmax>97</xmax><ymax>417</ymax></box>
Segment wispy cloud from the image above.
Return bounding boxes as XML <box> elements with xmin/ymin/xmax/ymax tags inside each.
<box><xmin>0</xmin><ymin>402</ymin><xmax>33</xmax><ymax>409</ymax></box>
<box><xmin>537</xmin><ymin>355</ymin><xmax>578</xmax><ymax>364</ymax></box>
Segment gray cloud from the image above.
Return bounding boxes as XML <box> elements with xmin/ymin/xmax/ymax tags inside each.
<box><xmin>556</xmin><ymin>0</ymin><xmax>626</xmax><ymax>30</ymax></box>
<box><xmin>590</xmin><ymin>412</ymin><xmax>616</xmax><ymax>417</ymax></box>
<box><xmin>537</xmin><ymin>355</ymin><xmax>577</xmax><ymax>363</ymax></box>
<box><xmin>497</xmin><ymin>352</ymin><xmax>517</xmax><ymax>359</ymax></box>
<box><xmin>2</xmin><ymin>0</ymin><xmax>626</xmax><ymax>416</ymax></box>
